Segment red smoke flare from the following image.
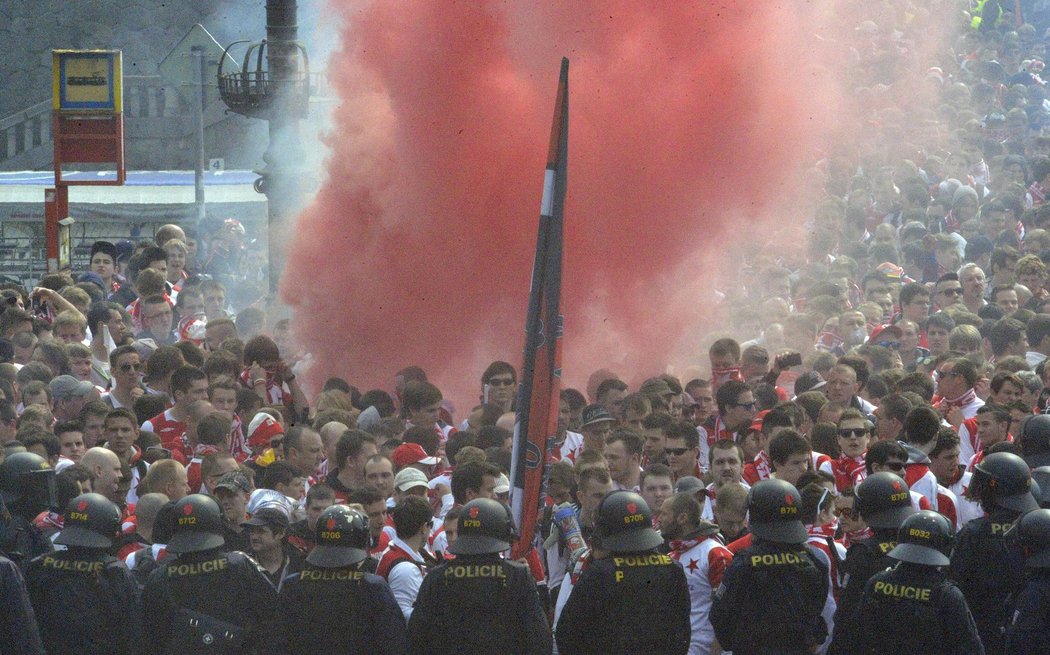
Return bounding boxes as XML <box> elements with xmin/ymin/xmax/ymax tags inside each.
<box><xmin>283</xmin><ymin>2</ymin><xmax>840</xmax><ymax>409</ymax></box>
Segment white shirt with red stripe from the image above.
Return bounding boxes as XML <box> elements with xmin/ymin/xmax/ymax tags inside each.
<box><xmin>379</xmin><ymin>536</ymin><xmax>427</xmax><ymax>620</ymax></box>
<box><xmin>958</xmin><ymin>417</ymin><xmax>980</xmax><ymax>467</ymax></box>
<box><xmin>830</xmin><ymin>455</ymin><xmax>866</xmax><ymax>493</ymax></box>
<box><xmin>807</xmin><ymin>525</ymin><xmax>847</xmax><ymax>654</ymax></box>
<box><xmin>742</xmin><ymin>451</ymin><xmax>772</xmax><ymax>486</ymax></box>
<box><xmin>669</xmin><ymin>533</ymin><xmax>733</xmax><ymax>655</ymax></box>
<box><xmin>945</xmin><ymin>468</ymin><xmax>982</xmax><ymax>525</ymax></box>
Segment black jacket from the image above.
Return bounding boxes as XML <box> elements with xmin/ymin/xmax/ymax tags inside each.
<box><xmin>854</xmin><ymin>562</ymin><xmax>984</xmax><ymax>655</ymax></box>
<box><xmin>23</xmin><ymin>548</ymin><xmax>141</xmax><ymax>655</ymax></box>
<box><xmin>950</xmin><ymin>509</ymin><xmax>1026</xmax><ymax>655</ymax></box>
<box><xmin>410</xmin><ymin>554</ymin><xmax>551</xmax><ymax>655</ymax></box>
<box><xmin>277</xmin><ymin>564</ymin><xmax>406</xmax><ymax>654</ymax></box>
<box><xmin>829</xmin><ymin>529</ymin><xmax>898</xmax><ymax>654</ymax></box>
<box><xmin>711</xmin><ymin>539</ymin><xmax>828</xmax><ymax>655</ymax></box>
<box><xmin>0</xmin><ymin>554</ymin><xmax>44</xmax><ymax>655</ymax></box>
<box><xmin>557</xmin><ymin>550</ymin><xmax>690</xmax><ymax>655</ymax></box>
<box><xmin>1006</xmin><ymin>569</ymin><xmax>1050</xmax><ymax>655</ymax></box>
<box><xmin>141</xmin><ymin>549</ymin><xmax>278</xmax><ymax>655</ymax></box>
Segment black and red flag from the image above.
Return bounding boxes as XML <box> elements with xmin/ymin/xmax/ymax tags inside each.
<box><xmin>510</xmin><ymin>58</ymin><xmax>568</xmax><ymax>559</ymax></box>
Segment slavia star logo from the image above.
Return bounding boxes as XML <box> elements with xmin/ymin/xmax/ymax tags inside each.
<box><xmin>892</xmin><ymin>481</ymin><xmax>902</xmax><ymax>492</ymax></box>
<box><xmin>469</xmin><ymin>506</ymin><xmax>480</xmax><ymax>519</ymax></box>
<box><xmin>182</xmin><ymin>503</ymin><xmax>194</xmax><ymax>516</ymax></box>
<box><xmin>626</xmin><ymin>502</ymin><xmax>638</xmax><ymax>514</ymax></box>
<box><xmin>326</xmin><ymin>518</ymin><xmax>336</xmax><ymax>531</ymax></box>
<box><xmin>77</xmin><ymin>500</ymin><xmax>88</xmax><ymax>512</ymax></box>
<box><xmin>784</xmin><ymin>494</ymin><xmax>794</xmax><ymax>506</ymax></box>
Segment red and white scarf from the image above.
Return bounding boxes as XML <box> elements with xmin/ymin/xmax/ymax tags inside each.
<box><xmin>938</xmin><ymin>388</ymin><xmax>976</xmax><ymax>411</ymax></box>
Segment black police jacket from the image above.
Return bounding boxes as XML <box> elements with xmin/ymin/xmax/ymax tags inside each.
<box><xmin>556</xmin><ymin>550</ymin><xmax>690</xmax><ymax>655</ymax></box>
<box><xmin>1006</xmin><ymin>569</ymin><xmax>1050</xmax><ymax>655</ymax></box>
<box><xmin>276</xmin><ymin>564</ymin><xmax>406</xmax><ymax>655</ymax></box>
<box><xmin>141</xmin><ymin>549</ymin><xmax>278</xmax><ymax>655</ymax></box>
<box><xmin>950</xmin><ymin>509</ymin><xmax>1026</xmax><ymax>655</ymax></box>
<box><xmin>0</xmin><ymin>516</ymin><xmax>52</xmax><ymax>568</ymax></box>
<box><xmin>23</xmin><ymin>548</ymin><xmax>141</xmax><ymax>655</ymax></box>
<box><xmin>409</xmin><ymin>554</ymin><xmax>551</xmax><ymax>655</ymax></box>
<box><xmin>0</xmin><ymin>554</ymin><xmax>44</xmax><ymax>655</ymax></box>
<box><xmin>828</xmin><ymin>529</ymin><xmax>898</xmax><ymax>655</ymax></box>
<box><xmin>854</xmin><ymin>562</ymin><xmax>984</xmax><ymax>655</ymax></box>
<box><xmin>711</xmin><ymin>539</ymin><xmax>828</xmax><ymax>655</ymax></box>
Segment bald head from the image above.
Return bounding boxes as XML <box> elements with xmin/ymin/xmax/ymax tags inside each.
<box><xmin>155</xmin><ymin>224</ymin><xmax>186</xmax><ymax>248</ymax></box>
<box><xmin>80</xmin><ymin>447</ymin><xmax>123</xmax><ymax>500</ymax></box>
<box><xmin>135</xmin><ymin>492</ymin><xmax>169</xmax><ymax>538</ymax></box>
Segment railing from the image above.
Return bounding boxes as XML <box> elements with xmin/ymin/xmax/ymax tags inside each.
<box><xmin>0</xmin><ymin>100</ymin><xmax>51</xmax><ymax>163</ymax></box>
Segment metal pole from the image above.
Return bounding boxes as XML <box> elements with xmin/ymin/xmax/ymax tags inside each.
<box><xmin>192</xmin><ymin>45</ymin><xmax>206</xmax><ymax>223</ymax></box>
<box><xmin>263</xmin><ymin>0</ymin><xmax>303</xmax><ymax>294</ymax></box>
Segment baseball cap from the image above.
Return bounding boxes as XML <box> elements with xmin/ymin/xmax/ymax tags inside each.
<box><xmin>580</xmin><ymin>404</ymin><xmax>616</xmax><ymax>429</ymax></box>
<box><xmin>391</xmin><ymin>443</ymin><xmax>439</xmax><ymax>469</ymax></box>
<box><xmin>866</xmin><ymin>324</ymin><xmax>903</xmax><ymax>347</ymax></box>
<box><xmin>49</xmin><ymin>375</ymin><xmax>95</xmax><ymax>400</ymax></box>
<box><xmin>76</xmin><ymin>271</ymin><xmax>106</xmax><ymax>289</ymax></box>
<box><xmin>494</xmin><ymin>473</ymin><xmax>510</xmax><ymax>495</ymax></box>
<box><xmin>213</xmin><ymin>471</ymin><xmax>251</xmax><ymax>495</ymax></box>
<box><xmin>241</xmin><ymin>506</ymin><xmax>290</xmax><ymax>530</ymax></box>
<box><xmin>394</xmin><ymin>467</ymin><xmax>429</xmax><ymax>492</ymax></box>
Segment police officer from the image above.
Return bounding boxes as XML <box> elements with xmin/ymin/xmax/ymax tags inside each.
<box><xmin>0</xmin><ymin>552</ymin><xmax>44</xmax><ymax>655</ymax></box>
<box><xmin>142</xmin><ymin>494</ymin><xmax>278</xmax><ymax>655</ymax></box>
<box><xmin>1006</xmin><ymin>508</ymin><xmax>1050</xmax><ymax>653</ymax></box>
<box><xmin>711</xmin><ymin>478</ymin><xmax>829</xmax><ymax>654</ymax></box>
<box><xmin>951</xmin><ymin>451</ymin><xmax>1038</xmax><ymax>655</ymax></box>
<box><xmin>557</xmin><ymin>491</ymin><xmax>689</xmax><ymax>654</ymax></box>
<box><xmin>0</xmin><ymin>452</ymin><xmax>56</xmax><ymax>564</ymax></box>
<box><xmin>855</xmin><ymin>510</ymin><xmax>984</xmax><ymax>654</ymax></box>
<box><xmin>1021</xmin><ymin>414</ymin><xmax>1050</xmax><ymax>469</ymax></box>
<box><xmin>277</xmin><ymin>505</ymin><xmax>406</xmax><ymax>654</ymax></box>
<box><xmin>1032</xmin><ymin>467</ymin><xmax>1050</xmax><ymax>509</ymax></box>
<box><xmin>23</xmin><ymin>492</ymin><xmax>141</xmax><ymax>655</ymax></box>
<box><xmin>829</xmin><ymin>471</ymin><xmax>915</xmax><ymax>654</ymax></box>
<box><xmin>410</xmin><ymin>498</ymin><xmax>551</xmax><ymax>655</ymax></box>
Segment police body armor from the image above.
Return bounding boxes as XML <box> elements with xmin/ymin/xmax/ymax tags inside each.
<box><xmin>409</xmin><ymin>554</ymin><xmax>551</xmax><ymax>655</ymax></box>
<box><xmin>829</xmin><ymin>529</ymin><xmax>899</xmax><ymax>655</ymax></box>
<box><xmin>950</xmin><ymin>510</ymin><xmax>1026</xmax><ymax>655</ymax></box>
<box><xmin>23</xmin><ymin>549</ymin><xmax>141</xmax><ymax>655</ymax></box>
<box><xmin>856</xmin><ymin>564</ymin><xmax>974</xmax><ymax>655</ymax></box>
<box><xmin>143</xmin><ymin>549</ymin><xmax>279</xmax><ymax>655</ymax></box>
<box><xmin>712</xmin><ymin>540</ymin><xmax>828</xmax><ymax>655</ymax></box>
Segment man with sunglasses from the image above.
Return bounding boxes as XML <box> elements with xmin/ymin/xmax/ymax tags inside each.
<box><xmin>102</xmin><ymin>346</ymin><xmax>144</xmax><ymax>410</ymax></box>
<box><xmin>713</xmin><ymin>380</ymin><xmax>756</xmax><ymax>444</ymax></box>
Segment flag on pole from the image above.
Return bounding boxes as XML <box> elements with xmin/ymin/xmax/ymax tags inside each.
<box><xmin>510</xmin><ymin>58</ymin><xmax>568</xmax><ymax>559</ymax></box>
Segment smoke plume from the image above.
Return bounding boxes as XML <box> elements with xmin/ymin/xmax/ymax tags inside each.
<box><xmin>282</xmin><ymin>2</ymin><xmax>845</xmax><ymax>408</ymax></box>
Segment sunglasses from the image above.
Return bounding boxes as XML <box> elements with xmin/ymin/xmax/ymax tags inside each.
<box><xmin>883</xmin><ymin>461</ymin><xmax>907</xmax><ymax>472</ymax></box>
<box><xmin>120</xmin><ymin>363</ymin><xmax>142</xmax><ymax>372</ymax></box>
<box><xmin>664</xmin><ymin>447</ymin><xmax>692</xmax><ymax>456</ymax></box>
<box><xmin>487</xmin><ymin>378</ymin><xmax>515</xmax><ymax>387</ymax></box>
<box><xmin>837</xmin><ymin>428</ymin><xmax>870</xmax><ymax>439</ymax></box>
<box><xmin>836</xmin><ymin>506</ymin><xmax>859</xmax><ymax>520</ymax></box>
<box><xmin>940</xmin><ymin>288</ymin><xmax>963</xmax><ymax>296</ymax></box>
<box><xmin>731</xmin><ymin>401</ymin><xmax>757</xmax><ymax>410</ymax></box>
<box><xmin>875</xmin><ymin>340</ymin><xmax>901</xmax><ymax>351</ymax></box>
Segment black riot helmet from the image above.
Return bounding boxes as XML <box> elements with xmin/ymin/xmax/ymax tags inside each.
<box><xmin>1032</xmin><ymin>467</ymin><xmax>1050</xmax><ymax>509</ymax></box>
<box><xmin>970</xmin><ymin>452</ymin><xmax>1039</xmax><ymax>514</ymax></box>
<box><xmin>0</xmin><ymin>452</ymin><xmax>56</xmax><ymax>520</ymax></box>
<box><xmin>307</xmin><ymin>505</ymin><xmax>370</xmax><ymax>568</ymax></box>
<box><xmin>1020</xmin><ymin>414</ymin><xmax>1050</xmax><ymax>468</ymax></box>
<box><xmin>889</xmin><ymin>510</ymin><xmax>954</xmax><ymax>567</ymax></box>
<box><xmin>449</xmin><ymin>498</ymin><xmax>516</xmax><ymax>556</ymax></box>
<box><xmin>166</xmin><ymin>494</ymin><xmax>225</xmax><ymax>554</ymax></box>
<box><xmin>747</xmin><ymin>479</ymin><xmax>808</xmax><ymax>544</ymax></box>
<box><xmin>592</xmin><ymin>491</ymin><xmax>663</xmax><ymax>552</ymax></box>
<box><xmin>854</xmin><ymin>472</ymin><xmax>916</xmax><ymax>529</ymax></box>
<box><xmin>1012</xmin><ymin>508</ymin><xmax>1050</xmax><ymax>568</ymax></box>
<box><xmin>54</xmin><ymin>493</ymin><xmax>121</xmax><ymax>549</ymax></box>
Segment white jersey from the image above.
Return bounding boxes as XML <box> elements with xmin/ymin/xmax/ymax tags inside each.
<box><xmin>673</xmin><ymin>536</ymin><xmax>733</xmax><ymax>655</ymax></box>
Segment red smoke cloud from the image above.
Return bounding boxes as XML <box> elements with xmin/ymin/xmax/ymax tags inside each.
<box><xmin>282</xmin><ymin>2</ymin><xmax>842</xmax><ymax>409</ymax></box>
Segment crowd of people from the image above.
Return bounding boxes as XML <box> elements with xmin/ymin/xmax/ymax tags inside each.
<box><xmin>9</xmin><ymin>1</ymin><xmax>1050</xmax><ymax>654</ymax></box>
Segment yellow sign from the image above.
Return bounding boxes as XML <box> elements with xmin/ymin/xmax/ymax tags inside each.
<box><xmin>53</xmin><ymin>50</ymin><xmax>122</xmax><ymax>113</ymax></box>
